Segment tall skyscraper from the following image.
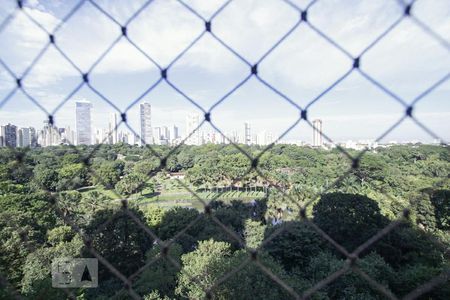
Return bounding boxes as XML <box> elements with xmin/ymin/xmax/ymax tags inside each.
<box><xmin>257</xmin><ymin>130</ymin><xmax>274</xmax><ymax>146</ymax></box>
<box><xmin>153</xmin><ymin>127</ymin><xmax>161</xmax><ymax>145</ymax></box>
<box><xmin>140</xmin><ymin>102</ymin><xmax>152</xmax><ymax>145</ymax></box>
<box><xmin>76</xmin><ymin>100</ymin><xmax>92</xmax><ymax>145</ymax></box>
<box><xmin>229</xmin><ymin>130</ymin><xmax>239</xmax><ymax>143</ymax></box>
<box><xmin>63</xmin><ymin>126</ymin><xmax>75</xmax><ymax>145</ymax></box>
<box><xmin>0</xmin><ymin>125</ymin><xmax>5</xmax><ymax>147</ymax></box>
<box><xmin>161</xmin><ymin>126</ymin><xmax>169</xmax><ymax>140</ymax></box>
<box><xmin>17</xmin><ymin>128</ymin><xmax>23</xmax><ymax>147</ymax></box>
<box><xmin>39</xmin><ymin>120</ymin><xmax>61</xmax><ymax>146</ymax></box>
<box><xmin>4</xmin><ymin>123</ymin><xmax>17</xmax><ymax>147</ymax></box>
<box><xmin>312</xmin><ymin>119</ymin><xmax>323</xmax><ymax>147</ymax></box>
<box><xmin>185</xmin><ymin>113</ymin><xmax>200</xmax><ymax>145</ymax></box>
<box><xmin>169</xmin><ymin>125</ymin><xmax>179</xmax><ymax>142</ymax></box>
<box><xmin>109</xmin><ymin>112</ymin><xmax>118</xmax><ymax>144</ymax></box>
<box><xmin>18</xmin><ymin>127</ymin><xmax>31</xmax><ymax>147</ymax></box>
<box><xmin>94</xmin><ymin>128</ymin><xmax>108</xmax><ymax>144</ymax></box>
<box><xmin>244</xmin><ymin>122</ymin><xmax>251</xmax><ymax>145</ymax></box>
<box><xmin>29</xmin><ymin>127</ymin><xmax>37</xmax><ymax>147</ymax></box>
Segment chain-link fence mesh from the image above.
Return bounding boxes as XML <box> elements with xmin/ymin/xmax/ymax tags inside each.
<box><xmin>0</xmin><ymin>0</ymin><xmax>449</xmax><ymax>299</ymax></box>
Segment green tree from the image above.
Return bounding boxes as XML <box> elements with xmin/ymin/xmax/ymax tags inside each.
<box><xmin>20</xmin><ymin>235</ymin><xmax>84</xmax><ymax>298</ymax></box>
<box><xmin>134</xmin><ymin>159</ymin><xmax>159</xmax><ymax>176</ymax></box>
<box><xmin>302</xmin><ymin>251</ymin><xmax>395</xmax><ymax>299</ymax></box>
<box><xmin>133</xmin><ymin>243</ymin><xmax>183</xmax><ymax>298</ymax></box>
<box><xmin>143</xmin><ymin>205</ymin><xmax>166</xmax><ymax>228</ymax></box>
<box><xmin>430</xmin><ymin>190</ymin><xmax>449</xmax><ymax>231</ymax></box>
<box><xmin>143</xmin><ymin>290</ymin><xmax>172</xmax><ymax>300</ymax></box>
<box><xmin>176</xmin><ymin>239</ymin><xmax>232</xmax><ymax>299</ymax></box>
<box><xmin>158</xmin><ymin>207</ymin><xmax>203</xmax><ymax>251</ymax></box>
<box><xmin>313</xmin><ymin>193</ymin><xmax>387</xmax><ymax>251</ymax></box>
<box><xmin>83</xmin><ymin>208</ymin><xmax>152</xmax><ymax>279</ymax></box>
<box><xmin>244</xmin><ymin>219</ymin><xmax>266</xmax><ymax>249</ymax></box>
<box><xmin>31</xmin><ymin>164</ymin><xmax>58</xmax><ymax>191</ymax></box>
<box><xmin>265</xmin><ymin>222</ymin><xmax>327</xmax><ymax>271</ymax></box>
<box><xmin>57</xmin><ymin>163</ymin><xmax>88</xmax><ymax>191</ymax></box>
<box><xmin>411</xmin><ymin>191</ymin><xmax>437</xmax><ymax>231</ymax></box>
<box><xmin>92</xmin><ymin>162</ymin><xmax>121</xmax><ymax>189</ymax></box>
<box><xmin>176</xmin><ymin>239</ymin><xmax>293</xmax><ymax>300</ymax></box>
<box><xmin>115</xmin><ymin>172</ymin><xmax>151</xmax><ymax>196</ymax></box>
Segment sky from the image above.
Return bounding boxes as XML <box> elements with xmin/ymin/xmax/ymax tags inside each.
<box><xmin>0</xmin><ymin>0</ymin><xmax>449</xmax><ymax>144</ymax></box>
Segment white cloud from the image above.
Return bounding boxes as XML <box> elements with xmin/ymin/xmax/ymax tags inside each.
<box><xmin>0</xmin><ymin>0</ymin><xmax>449</xmax><ymax>142</ymax></box>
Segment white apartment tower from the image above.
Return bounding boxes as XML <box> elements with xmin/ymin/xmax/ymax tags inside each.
<box><xmin>109</xmin><ymin>112</ymin><xmax>118</xmax><ymax>144</ymax></box>
<box><xmin>169</xmin><ymin>125</ymin><xmax>179</xmax><ymax>142</ymax></box>
<box><xmin>244</xmin><ymin>122</ymin><xmax>251</xmax><ymax>145</ymax></box>
<box><xmin>140</xmin><ymin>102</ymin><xmax>152</xmax><ymax>145</ymax></box>
<box><xmin>40</xmin><ymin>120</ymin><xmax>61</xmax><ymax>147</ymax></box>
<box><xmin>185</xmin><ymin>113</ymin><xmax>200</xmax><ymax>145</ymax></box>
<box><xmin>153</xmin><ymin>127</ymin><xmax>161</xmax><ymax>145</ymax></box>
<box><xmin>76</xmin><ymin>100</ymin><xmax>92</xmax><ymax>145</ymax></box>
<box><xmin>312</xmin><ymin>119</ymin><xmax>323</xmax><ymax>147</ymax></box>
<box><xmin>19</xmin><ymin>127</ymin><xmax>31</xmax><ymax>147</ymax></box>
<box><xmin>0</xmin><ymin>125</ymin><xmax>5</xmax><ymax>147</ymax></box>
<box><xmin>17</xmin><ymin>129</ymin><xmax>23</xmax><ymax>147</ymax></box>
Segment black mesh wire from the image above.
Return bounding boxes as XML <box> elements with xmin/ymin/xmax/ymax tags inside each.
<box><xmin>0</xmin><ymin>0</ymin><xmax>449</xmax><ymax>299</ymax></box>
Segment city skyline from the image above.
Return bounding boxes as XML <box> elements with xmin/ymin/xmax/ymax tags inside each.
<box><xmin>1</xmin><ymin>103</ymin><xmax>444</xmax><ymax>150</ymax></box>
<box><xmin>1</xmin><ymin>95</ymin><xmax>448</xmax><ymax>149</ymax></box>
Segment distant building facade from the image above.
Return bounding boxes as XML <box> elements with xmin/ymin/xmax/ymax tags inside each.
<box><xmin>140</xmin><ymin>102</ymin><xmax>152</xmax><ymax>145</ymax></box>
<box><xmin>76</xmin><ymin>101</ymin><xmax>92</xmax><ymax>145</ymax></box>
<box><xmin>244</xmin><ymin>122</ymin><xmax>251</xmax><ymax>145</ymax></box>
<box><xmin>4</xmin><ymin>123</ymin><xmax>17</xmax><ymax>147</ymax></box>
<box><xmin>109</xmin><ymin>113</ymin><xmax>118</xmax><ymax>144</ymax></box>
<box><xmin>312</xmin><ymin>119</ymin><xmax>323</xmax><ymax>147</ymax></box>
<box><xmin>39</xmin><ymin>120</ymin><xmax>61</xmax><ymax>146</ymax></box>
<box><xmin>18</xmin><ymin>127</ymin><xmax>31</xmax><ymax>147</ymax></box>
<box><xmin>185</xmin><ymin>113</ymin><xmax>200</xmax><ymax>145</ymax></box>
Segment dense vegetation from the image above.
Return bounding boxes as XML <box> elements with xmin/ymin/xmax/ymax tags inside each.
<box><xmin>0</xmin><ymin>143</ymin><xmax>449</xmax><ymax>299</ymax></box>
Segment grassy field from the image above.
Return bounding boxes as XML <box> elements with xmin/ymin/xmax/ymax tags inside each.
<box><xmin>78</xmin><ymin>185</ymin><xmax>266</xmax><ymax>210</ymax></box>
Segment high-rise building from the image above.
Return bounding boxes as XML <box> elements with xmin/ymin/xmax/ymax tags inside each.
<box><xmin>312</xmin><ymin>119</ymin><xmax>323</xmax><ymax>147</ymax></box>
<box><xmin>17</xmin><ymin>128</ymin><xmax>23</xmax><ymax>147</ymax></box>
<box><xmin>203</xmin><ymin>131</ymin><xmax>218</xmax><ymax>144</ymax></box>
<box><xmin>244</xmin><ymin>122</ymin><xmax>251</xmax><ymax>145</ymax></box>
<box><xmin>257</xmin><ymin>130</ymin><xmax>274</xmax><ymax>146</ymax></box>
<box><xmin>169</xmin><ymin>125</ymin><xmax>179</xmax><ymax>142</ymax></box>
<box><xmin>109</xmin><ymin>113</ymin><xmax>118</xmax><ymax>144</ymax></box>
<box><xmin>118</xmin><ymin>130</ymin><xmax>131</xmax><ymax>144</ymax></box>
<box><xmin>4</xmin><ymin>123</ymin><xmax>17</xmax><ymax>147</ymax></box>
<box><xmin>185</xmin><ymin>113</ymin><xmax>200</xmax><ymax>145</ymax></box>
<box><xmin>62</xmin><ymin>126</ymin><xmax>75</xmax><ymax>145</ymax></box>
<box><xmin>39</xmin><ymin>120</ymin><xmax>61</xmax><ymax>147</ymax></box>
<box><xmin>133</xmin><ymin>133</ymin><xmax>140</xmax><ymax>145</ymax></box>
<box><xmin>0</xmin><ymin>126</ymin><xmax>5</xmax><ymax>147</ymax></box>
<box><xmin>161</xmin><ymin>126</ymin><xmax>169</xmax><ymax>140</ymax></box>
<box><xmin>76</xmin><ymin>100</ymin><xmax>92</xmax><ymax>145</ymax></box>
<box><xmin>29</xmin><ymin>127</ymin><xmax>37</xmax><ymax>147</ymax></box>
<box><xmin>153</xmin><ymin>127</ymin><xmax>161</xmax><ymax>145</ymax></box>
<box><xmin>18</xmin><ymin>127</ymin><xmax>31</xmax><ymax>147</ymax></box>
<box><xmin>232</xmin><ymin>130</ymin><xmax>239</xmax><ymax>143</ymax></box>
<box><xmin>140</xmin><ymin>102</ymin><xmax>152</xmax><ymax>145</ymax></box>
<box><xmin>94</xmin><ymin>128</ymin><xmax>109</xmax><ymax>144</ymax></box>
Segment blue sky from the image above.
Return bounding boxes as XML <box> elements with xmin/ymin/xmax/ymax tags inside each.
<box><xmin>0</xmin><ymin>0</ymin><xmax>449</xmax><ymax>143</ymax></box>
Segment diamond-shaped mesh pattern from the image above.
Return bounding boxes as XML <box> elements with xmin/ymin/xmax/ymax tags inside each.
<box><xmin>0</xmin><ymin>0</ymin><xmax>449</xmax><ymax>299</ymax></box>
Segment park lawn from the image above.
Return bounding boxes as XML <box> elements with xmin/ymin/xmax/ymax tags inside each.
<box><xmin>137</xmin><ymin>190</ymin><xmax>265</xmax><ymax>201</ymax></box>
<box><xmin>77</xmin><ymin>186</ymin><xmax>121</xmax><ymax>199</ymax></box>
<box><xmin>78</xmin><ymin>185</ymin><xmax>266</xmax><ymax>211</ymax></box>
<box><xmin>136</xmin><ymin>190</ymin><xmax>266</xmax><ymax>211</ymax></box>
